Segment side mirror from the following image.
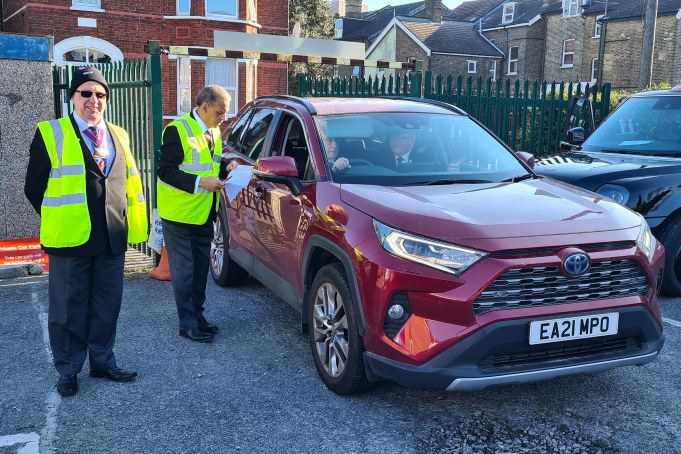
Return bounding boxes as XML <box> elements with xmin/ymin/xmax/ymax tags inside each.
<box><xmin>566</xmin><ymin>127</ymin><xmax>586</xmax><ymax>145</ymax></box>
<box><xmin>515</xmin><ymin>151</ymin><xmax>535</xmax><ymax>169</ymax></box>
<box><xmin>252</xmin><ymin>156</ymin><xmax>303</xmax><ymax>196</ymax></box>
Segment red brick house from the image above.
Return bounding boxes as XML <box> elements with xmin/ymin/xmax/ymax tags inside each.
<box><xmin>1</xmin><ymin>0</ymin><xmax>289</xmax><ymax>119</ymax></box>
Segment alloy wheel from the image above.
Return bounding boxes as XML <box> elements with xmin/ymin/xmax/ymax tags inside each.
<box><xmin>312</xmin><ymin>282</ymin><xmax>350</xmax><ymax>378</ymax></box>
<box><xmin>210</xmin><ymin>217</ymin><xmax>224</xmax><ymax>277</ymax></box>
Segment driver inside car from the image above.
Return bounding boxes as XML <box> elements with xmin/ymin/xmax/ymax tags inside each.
<box><xmin>322</xmin><ymin>134</ymin><xmax>351</xmax><ymax>173</ymax></box>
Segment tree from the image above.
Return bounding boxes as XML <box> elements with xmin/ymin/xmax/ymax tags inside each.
<box><xmin>288</xmin><ymin>0</ymin><xmax>334</xmax><ymax>95</ymax></box>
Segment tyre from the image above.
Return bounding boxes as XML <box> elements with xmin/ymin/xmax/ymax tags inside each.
<box><xmin>307</xmin><ymin>263</ymin><xmax>371</xmax><ymax>395</ymax></box>
<box><xmin>658</xmin><ymin>217</ymin><xmax>681</xmax><ymax>297</ymax></box>
<box><xmin>210</xmin><ymin>209</ymin><xmax>249</xmax><ymax>287</ymax></box>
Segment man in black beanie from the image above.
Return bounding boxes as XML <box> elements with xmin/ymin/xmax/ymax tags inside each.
<box><xmin>24</xmin><ymin>66</ymin><xmax>148</xmax><ymax>397</ymax></box>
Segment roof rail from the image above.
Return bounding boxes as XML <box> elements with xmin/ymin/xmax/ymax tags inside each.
<box><xmin>254</xmin><ymin>95</ymin><xmax>317</xmax><ymax>114</ymax></box>
<box><xmin>380</xmin><ymin>96</ymin><xmax>468</xmax><ymax>115</ymax></box>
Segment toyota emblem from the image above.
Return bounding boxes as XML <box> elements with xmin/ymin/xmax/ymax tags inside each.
<box><xmin>563</xmin><ymin>253</ymin><xmax>591</xmax><ymax>276</ymax></box>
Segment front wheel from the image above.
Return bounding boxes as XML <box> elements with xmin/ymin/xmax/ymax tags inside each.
<box><xmin>658</xmin><ymin>217</ymin><xmax>681</xmax><ymax>297</ymax></box>
<box><xmin>210</xmin><ymin>211</ymin><xmax>249</xmax><ymax>287</ymax></box>
<box><xmin>308</xmin><ymin>263</ymin><xmax>371</xmax><ymax>395</ymax></box>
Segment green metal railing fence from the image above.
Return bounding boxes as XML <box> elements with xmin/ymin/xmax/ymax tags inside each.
<box><xmin>299</xmin><ymin>72</ymin><xmax>611</xmax><ymax>158</ymax></box>
<box><xmin>52</xmin><ymin>42</ymin><xmax>163</xmax><ymax>257</ymax></box>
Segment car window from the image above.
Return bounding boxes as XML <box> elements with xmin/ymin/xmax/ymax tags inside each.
<box><xmin>224</xmin><ymin>109</ymin><xmax>253</xmax><ymax>153</ymax></box>
<box><xmin>582</xmin><ymin>95</ymin><xmax>681</xmax><ymax>156</ymax></box>
<box><xmin>314</xmin><ymin>113</ymin><xmax>527</xmax><ymax>185</ymax></box>
<box><xmin>240</xmin><ymin>108</ymin><xmax>277</xmax><ymax>161</ymax></box>
<box><xmin>280</xmin><ymin>116</ymin><xmax>315</xmax><ymax>181</ymax></box>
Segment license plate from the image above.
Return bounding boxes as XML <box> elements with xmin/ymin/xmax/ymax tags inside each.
<box><xmin>529</xmin><ymin>313</ymin><xmax>619</xmax><ymax>345</ymax></box>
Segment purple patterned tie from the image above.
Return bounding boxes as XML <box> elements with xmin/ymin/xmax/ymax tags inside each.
<box><xmin>83</xmin><ymin>126</ymin><xmax>107</xmax><ymax>172</ymax></box>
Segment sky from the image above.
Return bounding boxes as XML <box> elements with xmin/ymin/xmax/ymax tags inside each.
<box><xmin>362</xmin><ymin>0</ymin><xmax>468</xmax><ymax>12</ymax></box>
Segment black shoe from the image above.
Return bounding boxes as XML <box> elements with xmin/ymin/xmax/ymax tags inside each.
<box><xmin>179</xmin><ymin>327</ymin><xmax>213</xmax><ymax>343</ymax></box>
<box><xmin>90</xmin><ymin>367</ymin><xmax>138</xmax><ymax>382</ymax></box>
<box><xmin>198</xmin><ymin>322</ymin><xmax>219</xmax><ymax>335</ymax></box>
<box><xmin>57</xmin><ymin>374</ymin><xmax>78</xmax><ymax>397</ymax></box>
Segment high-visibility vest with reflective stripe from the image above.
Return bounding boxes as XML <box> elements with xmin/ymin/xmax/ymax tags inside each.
<box><xmin>157</xmin><ymin>114</ymin><xmax>222</xmax><ymax>225</ymax></box>
<box><xmin>108</xmin><ymin>123</ymin><xmax>149</xmax><ymax>244</ymax></box>
<box><xmin>37</xmin><ymin>118</ymin><xmax>149</xmax><ymax>247</ymax></box>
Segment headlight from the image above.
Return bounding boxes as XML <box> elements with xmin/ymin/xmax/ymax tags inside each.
<box><xmin>596</xmin><ymin>184</ymin><xmax>630</xmax><ymax>205</ymax></box>
<box><xmin>636</xmin><ymin>218</ymin><xmax>655</xmax><ymax>262</ymax></box>
<box><xmin>373</xmin><ymin>220</ymin><xmax>487</xmax><ymax>275</ymax></box>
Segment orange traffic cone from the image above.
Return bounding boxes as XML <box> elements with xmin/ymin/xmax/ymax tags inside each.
<box><xmin>149</xmin><ymin>246</ymin><xmax>171</xmax><ymax>281</ymax></box>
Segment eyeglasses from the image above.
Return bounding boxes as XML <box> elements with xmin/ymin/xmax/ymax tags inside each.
<box><xmin>76</xmin><ymin>90</ymin><xmax>108</xmax><ymax>99</ymax></box>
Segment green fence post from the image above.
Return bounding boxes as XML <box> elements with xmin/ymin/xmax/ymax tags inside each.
<box><xmin>147</xmin><ymin>40</ymin><xmax>163</xmax><ymax>211</ymax></box>
<box><xmin>409</xmin><ymin>60</ymin><xmax>423</xmax><ymax>98</ymax></box>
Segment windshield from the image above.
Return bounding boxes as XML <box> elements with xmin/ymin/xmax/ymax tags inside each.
<box><xmin>582</xmin><ymin>95</ymin><xmax>681</xmax><ymax>157</ymax></box>
<box><xmin>313</xmin><ymin>113</ymin><xmax>529</xmax><ymax>185</ymax></box>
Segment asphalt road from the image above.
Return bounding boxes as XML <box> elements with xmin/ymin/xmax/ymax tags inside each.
<box><xmin>0</xmin><ymin>272</ymin><xmax>679</xmax><ymax>454</ymax></box>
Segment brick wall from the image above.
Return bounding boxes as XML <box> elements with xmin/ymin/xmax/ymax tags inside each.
<box><xmin>542</xmin><ymin>13</ymin><xmax>588</xmax><ymax>84</ymax></box>
<box><xmin>4</xmin><ymin>0</ymin><xmax>289</xmax><ymax>116</ymax></box>
<box><xmin>601</xmin><ymin>16</ymin><xmax>681</xmax><ymax>91</ymax></box>
<box><xmin>430</xmin><ymin>54</ymin><xmax>501</xmax><ymax>80</ymax></box>
<box><xmin>484</xmin><ymin>21</ymin><xmax>545</xmax><ymax>83</ymax></box>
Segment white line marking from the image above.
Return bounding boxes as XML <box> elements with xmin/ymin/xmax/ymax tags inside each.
<box><xmin>30</xmin><ymin>287</ymin><xmax>59</xmax><ymax>453</ymax></box>
<box><xmin>0</xmin><ymin>277</ymin><xmax>48</xmax><ymax>288</ymax></box>
<box><xmin>0</xmin><ymin>432</ymin><xmax>39</xmax><ymax>454</ymax></box>
<box><xmin>662</xmin><ymin>317</ymin><xmax>681</xmax><ymax>328</ymax></box>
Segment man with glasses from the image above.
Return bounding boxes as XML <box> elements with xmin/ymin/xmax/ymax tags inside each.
<box><xmin>157</xmin><ymin>85</ymin><xmax>231</xmax><ymax>343</ymax></box>
<box><xmin>24</xmin><ymin>66</ymin><xmax>148</xmax><ymax>397</ymax></box>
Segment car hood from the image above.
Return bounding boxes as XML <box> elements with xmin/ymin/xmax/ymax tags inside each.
<box><xmin>535</xmin><ymin>151</ymin><xmax>681</xmax><ymax>190</ymax></box>
<box><xmin>339</xmin><ymin>178</ymin><xmax>642</xmax><ymax>244</ymax></box>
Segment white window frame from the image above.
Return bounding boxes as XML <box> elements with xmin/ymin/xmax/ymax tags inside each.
<box><xmin>246</xmin><ymin>60</ymin><xmax>257</xmax><ymax>103</ymax></box>
<box><xmin>177</xmin><ymin>57</ymin><xmax>192</xmax><ymax>115</ymax></box>
<box><xmin>561</xmin><ymin>39</ymin><xmax>575</xmax><ymax>68</ymax></box>
<box><xmin>594</xmin><ymin>15</ymin><xmax>604</xmax><ymax>38</ymax></box>
<box><xmin>489</xmin><ymin>60</ymin><xmax>497</xmax><ymax>81</ymax></box>
<box><xmin>502</xmin><ymin>3</ymin><xmax>515</xmax><ymax>24</ymax></box>
<box><xmin>71</xmin><ymin>0</ymin><xmax>101</xmax><ymax>11</ymax></box>
<box><xmin>205</xmin><ymin>58</ymin><xmax>239</xmax><ymax>117</ymax></box>
<box><xmin>507</xmin><ymin>46</ymin><xmax>518</xmax><ymax>75</ymax></box>
<box><xmin>467</xmin><ymin>60</ymin><xmax>477</xmax><ymax>74</ymax></box>
<box><xmin>205</xmin><ymin>0</ymin><xmax>238</xmax><ymax>18</ymax></box>
<box><xmin>53</xmin><ymin>36</ymin><xmax>123</xmax><ymax>65</ymax></box>
<box><xmin>591</xmin><ymin>58</ymin><xmax>598</xmax><ymax>83</ymax></box>
<box><xmin>562</xmin><ymin>0</ymin><xmax>579</xmax><ymax>17</ymax></box>
<box><xmin>177</xmin><ymin>0</ymin><xmax>190</xmax><ymax>15</ymax></box>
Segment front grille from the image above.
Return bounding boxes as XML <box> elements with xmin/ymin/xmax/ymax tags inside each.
<box><xmin>489</xmin><ymin>242</ymin><xmax>636</xmax><ymax>258</ymax></box>
<box><xmin>479</xmin><ymin>336</ymin><xmax>642</xmax><ymax>372</ymax></box>
<box><xmin>474</xmin><ymin>260</ymin><xmax>648</xmax><ymax>316</ymax></box>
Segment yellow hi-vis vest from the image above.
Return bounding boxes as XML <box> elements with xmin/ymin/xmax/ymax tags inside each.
<box><xmin>156</xmin><ymin>114</ymin><xmax>222</xmax><ymax>225</ymax></box>
<box><xmin>37</xmin><ymin>117</ymin><xmax>149</xmax><ymax>247</ymax></box>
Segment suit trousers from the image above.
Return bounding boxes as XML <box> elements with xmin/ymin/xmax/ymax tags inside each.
<box><xmin>48</xmin><ymin>253</ymin><xmax>125</xmax><ymax>375</ymax></box>
<box><xmin>162</xmin><ymin>219</ymin><xmax>213</xmax><ymax>331</ymax></box>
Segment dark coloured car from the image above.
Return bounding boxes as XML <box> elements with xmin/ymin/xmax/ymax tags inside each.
<box><xmin>536</xmin><ymin>86</ymin><xmax>681</xmax><ymax>296</ymax></box>
<box><xmin>210</xmin><ymin>96</ymin><xmax>665</xmax><ymax>395</ymax></box>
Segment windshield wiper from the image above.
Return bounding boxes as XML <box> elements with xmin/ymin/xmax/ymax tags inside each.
<box><xmin>501</xmin><ymin>173</ymin><xmax>534</xmax><ymax>183</ymax></box>
<box><xmin>403</xmin><ymin>179</ymin><xmax>492</xmax><ymax>186</ymax></box>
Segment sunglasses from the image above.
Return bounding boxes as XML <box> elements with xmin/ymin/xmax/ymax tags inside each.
<box><xmin>76</xmin><ymin>90</ymin><xmax>108</xmax><ymax>99</ymax></box>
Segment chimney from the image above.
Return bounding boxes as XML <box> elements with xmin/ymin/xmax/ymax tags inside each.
<box><xmin>424</xmin><ymin>0</ymin><xmax>444</xmax><ymax>22</ymax></box>
<box><xmin>345</xmin><ymin>0</ymin><xmax>362</xmax><ymax>18</ymax></box>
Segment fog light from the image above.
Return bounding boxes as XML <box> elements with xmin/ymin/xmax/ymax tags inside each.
<box><xmin>387</xmin><ymin>304</ymin><xmax>405</xmax><ymax>320</ymax></box>
<box><xmin>384</xmin><ymin>293</ymin><xmax>412</xmax><ymax>338</ymax></box>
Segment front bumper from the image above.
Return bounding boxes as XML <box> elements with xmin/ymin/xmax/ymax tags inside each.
<box><xmin>364</xmin><ymin>306</ymin><xmax>665</xmax><ymax>391</ymax></box>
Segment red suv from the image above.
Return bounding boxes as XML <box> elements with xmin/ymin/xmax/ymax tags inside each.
<box><xmin>211</xmin><ymin>96</ymin><xmax>665</xmax><ymax>395</ymax></box>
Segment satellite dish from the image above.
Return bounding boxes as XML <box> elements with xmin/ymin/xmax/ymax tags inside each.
<box><xmin>292</xmin><ymin>22</ymin><xmax>302</xmax><ymax>38</ymax></box>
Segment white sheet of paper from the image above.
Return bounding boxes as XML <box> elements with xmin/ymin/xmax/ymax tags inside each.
<box><xmin>224</xmin><ymin>165</ymin><xmax>253</xmax><ymax>201</ymax></box>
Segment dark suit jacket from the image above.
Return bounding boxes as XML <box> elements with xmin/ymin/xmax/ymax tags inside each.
<box><xmin>370</xmin><ymin>143</ymin><xmax>437</xmax><ymax>170</ymax></box>
<box><xmin>157</xmin><ymin>112</ymin><xmax>227</xmax><ymax>226</ymax></box>
<box><xmin>24</xmin><ymin>114</ymin><xmax>129</xmax><ymax>256</ymax></box>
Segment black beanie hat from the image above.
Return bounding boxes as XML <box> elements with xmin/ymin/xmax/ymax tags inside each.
<box><xmin>69</xmin><ymin>66</ymin><xmax>110</xmax><ymax>99</ymax></box>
